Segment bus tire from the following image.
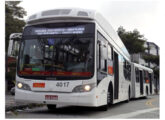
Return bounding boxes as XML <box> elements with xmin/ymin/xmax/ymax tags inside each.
<box><xmin>146</xmin><ymin>86</ymin><xmax>148</xmax><ymax>98</ymax></box>
<box><xmin>99</xmin><ymin>87</ymin><xmax>111</xmax><ymax>111</ymax></box>
<box><xmin>99</xmin><ymin>104</ymin><xmax>108</xmax><ymax>111</ymax></box>
<box><xmin>47</xmin><ymin>105</ymin><xmax>57</xmax><ymax>111</ymax></box>
<box><xmin>126</xmin><ymin>87</ymin><xmax>130</xmax><ymax>103</ymax></box>
<box><xmin>107</xmin><ymin>84</ymin><xmax>113</xmax><ymax>106</ymax></box>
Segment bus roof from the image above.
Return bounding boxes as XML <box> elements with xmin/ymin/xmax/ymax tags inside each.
<box><xmin>26</xmin><ymin>8</ymin><xmax>130</xmax><ymax>59</ymax></box>
<box><xmin>26</xmin><ymin>8</ymin><xmax>95</xmax><ymax>23</ymax></box>
<box><xmin>133</xmin><ymin>63</ymin><xmax>153</xmax><ymax>73</ymax></box>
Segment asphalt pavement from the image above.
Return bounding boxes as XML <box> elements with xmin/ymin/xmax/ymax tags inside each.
<box><xmin>5</xmin><ymin>95</ymin><xmax>159</xmax><ymax>119</ymax></box>
<box><xmin>5</xmin><ymin>93</ymin><xmax>43</xmax><ymax>112</ymax></box>
<box><xmin>5</xmin><ymin>94</ymin><xmax>30</xmax><ymax>111</ymax></box>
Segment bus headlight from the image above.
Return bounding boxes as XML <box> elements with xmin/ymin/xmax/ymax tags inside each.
<box><xmin>17</xmin><ymin>82</ymin><xmax>31</xmax><ymax>91</ymax></box>
<box><xmin>72</xmin><ymin>83</ymin><xmax>95</xmax><ymax>92</ymax></box>
<box><xmin>17</xmin><ymin>83</ymin><xmax>23</xmax><ymax>88</ymax></box>
<box><xmin>84</xmin><ymin>85</ymin><xmax>91</xmax><ymax>91</ymax></box>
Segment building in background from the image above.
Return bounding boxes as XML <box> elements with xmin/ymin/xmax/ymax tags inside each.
<box><xmin>132</xmin><ymin>42</ymin><xmax>159</xmax><ymax>66</ymax></box>
<box><xmin>131</xmin><ymin>41</ymin><xmax>159</xmax><ymax>93</ymax></box>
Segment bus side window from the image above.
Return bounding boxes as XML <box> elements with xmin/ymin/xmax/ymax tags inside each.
<box><xmin>123</xmin><ymin>59</ymin><xmax>131</xmax><ymax>81</ymax></box>
<box><xmin>149</xmin><ymin>73</ymin><xmax>152</xmax><ymax>83</ymax></box>
<box><xmin>143</xmin><ymin>70</ymin><xmax>146</xmax><ymax>82</ymax></box>
<box><xmin>100</xmin><ymin>44</ymin><xmax>107</xmax><ymax>72</ymax></box>
<box><xmin>97</xmin><ymin>31</ymin><xmax>108</xmax><ymax>73</ymax></box>
<box><xmin>108</xmin><ymin>44</ymin><xmax>112</xmax><ymax>60</ymax></box>
<box><xmin>152</xmin><ymin>73</ymin><xmax>154</xmax><ymax>83</ymax></box>
<box><xmin>97</xmin><ymin>41</ymin><xmax>101</xmax><ymax>70</ymax></box>
<box><xmin>111</xmin><ymin>47</ymin><xmax>113</xmax><ymax>60</ymax></box>
<box><xmin>146</xmin><ymin>71</ymin><xmax>149</xmax><ymax>83</ymax></box>
<box><xmin>127</xmin><ymin>61</ymin><xmax>131</xmax><ymax>81</ymax></box>
<box><xmin>135</xmin><ymin>68</ymin><xmax>140</xmax><ymax>83</ymax></box>
<box><xmin>123</xmin><ymin>58</ymin><xmax>127</xmax><ymax>79</ymax></box>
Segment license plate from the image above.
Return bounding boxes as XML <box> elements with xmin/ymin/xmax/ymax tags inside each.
<box><xmin>45</xmin><ymin>95</ymin><xmax>58</xmax><ymax>100</ymax></box>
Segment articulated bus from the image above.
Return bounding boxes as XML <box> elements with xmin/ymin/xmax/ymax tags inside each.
<box><xmin>15</xmin><ymin>8</ymin><xmax>133</xmax><ymax>111</ymax></box>
<box><xmin>131</xmin><ymin>63</ymin><xmax>154</xmax><ymax>99</ymax></box>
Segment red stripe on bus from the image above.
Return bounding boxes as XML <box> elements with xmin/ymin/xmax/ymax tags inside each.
<box><xmin>19</xmin><ymin>71</ymin><xmax>51</xmax><ymax>75</ymax></box>
<box><xmin>19</xmin><ymin>71</ymin><xmax>92</xmax><ymax>76</ymax></box>
<box><xmin>52</xmin><ymin>71</ymin><xmax>92</xmax><ymax>76</ymax></box>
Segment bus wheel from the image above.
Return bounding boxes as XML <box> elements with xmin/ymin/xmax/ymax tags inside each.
<box><xmin>146</xmin><ymin>87</ymin><xmax>148</xmax><ymax>98</ymax></box>
<box><xmin>99</xmin><ymin>90</ymin><xmax>110</xmax><ymax>111</ymax></box>
<box><xmin>126</xmin><ymin>87</ymin><xmax>130</xmax><ymax>103</ymax></box>
<box><xmin>108</xmin><ymin>86</ymin><xmax>113</xmax><ymax>106</ymax></box>
<box><xmin>47</xmin><ymin>105</ymin><xmax>57</xmax><ymax>111</ymax></box>
<box><xmin>99</xmin><ymin>104</ymin><xmax>108</xmax><ymax>111</ymax></box>
<box><xmin>107</xmin><ymin>91</ymin><xmax>110</xmax><ymax>105</ymax></box>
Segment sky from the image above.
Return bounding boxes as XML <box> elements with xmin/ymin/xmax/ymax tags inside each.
<box><xmin>17</xmin><ymin>0</ymin><xmax>164</xmax><ymax>47</ymax></box>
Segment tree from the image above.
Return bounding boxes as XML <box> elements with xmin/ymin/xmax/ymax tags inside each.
<box><xmin>117</xmin><ymin>26</ymin><xmax>146</xmax><ymax>54</ymax></box>
<box><xmin>143</xmin><ymin>54</ymin><xmax>160</xmax><ymax>78</ymax></box>
<box><xmin>5</xmin><ymin>1</ymin><xmax>26</xmax><ymax>91</ymax></box>
<box><xmin>5</xmin><ymin>1</ymin><xmax>26</xmax><ymax>52</ymax></box>
<box><xmin>143</xmin><ymin>54</ymin><xmax>159</xmax><ymax>66</ymax></box>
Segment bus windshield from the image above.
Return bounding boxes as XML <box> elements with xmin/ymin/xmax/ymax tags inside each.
<box><xmin>18</xmin><ymin>22</ymin><xmax>95</xmax><ymax>80</ymax></box>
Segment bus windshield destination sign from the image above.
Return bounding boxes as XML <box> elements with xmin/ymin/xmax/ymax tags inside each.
<box><xmin>34</xmin><ymin>26</ymin><xmax>85</xmax><ymax>35</ymax></box>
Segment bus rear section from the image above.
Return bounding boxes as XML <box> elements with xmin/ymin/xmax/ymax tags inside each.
<box><xmin>131</xmin><ymin>63</ymin><xmax>154</xmax><ymax>98</ymax></box>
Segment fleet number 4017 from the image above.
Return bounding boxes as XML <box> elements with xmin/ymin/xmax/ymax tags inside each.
<box><xmin>56</xmin><ymin>82</ymin><xmax>69</xmax><ymax>87</ymax></box>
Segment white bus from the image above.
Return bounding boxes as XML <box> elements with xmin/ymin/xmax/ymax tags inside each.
<box><xmin>131</xmin><ymin>63</ymin><xmax>154</xmax><ymax>99</ymax></box>
<box><xmin>15</xmin><ymin>8</ymin><xmax>132</xmax><ymax>111</ymax></box>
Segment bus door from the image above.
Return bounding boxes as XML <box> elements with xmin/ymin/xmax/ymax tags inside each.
<box><xmin>140</xmin><ymin>70</ymin><xmax>144</xmax><ymax>95</ymax></box>
<box><xmin>149</xmin><ymin>73</ymin><xmax>152</xmax><ymax>94</ymax></box>
<box><xmin>114</xmin><ymin>51</ymin><xmax>119</xmax><ymax>99</ymax></box>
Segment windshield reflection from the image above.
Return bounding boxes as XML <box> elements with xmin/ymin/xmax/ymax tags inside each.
<box><xmin>18</xmin><ymin>35</ymin><xmax>94</xmax><ymax>79</ymax></box>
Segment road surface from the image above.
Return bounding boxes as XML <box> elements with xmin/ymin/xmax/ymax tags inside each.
<box><xmin>6</xmin><ymin>95</ymin><xmax>159</xmax><ymax>119</ymax></box>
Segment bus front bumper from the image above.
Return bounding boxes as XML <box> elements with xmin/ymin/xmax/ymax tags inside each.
<box><xmin>15</xmin><ymin>88</ymin><xmax>97</xmax><ymax>107</ymax></box>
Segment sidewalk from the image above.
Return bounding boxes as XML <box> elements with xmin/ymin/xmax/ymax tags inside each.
<box><xmin>5</xmin><ymin>93</ymin><xmax>38</xmax><ymax>111</ymax></box>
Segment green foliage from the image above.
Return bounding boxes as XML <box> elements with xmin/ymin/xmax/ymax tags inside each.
<box><xmin>117</xmin><ymin>26</ymin><xmax>146</xmax><ymax>54</ymax></box>
<box><xmin>143</xmin><ymin>54</ymin><xmax>159</xmax><ymax>66</ymax></box>
<box><xmin>154</xmin><ymin>68</ymin><xmax>159</xmax><ymax>78</ymax></box>
<box><xmin>5</xmin><ymin>1</ymin><xmax>26</xmax><ymax>52</ymax></box>
<box><xmin>143</xmin><ymin>54</ymin><xmax>159</xmax><ymax>78</ymax></box>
